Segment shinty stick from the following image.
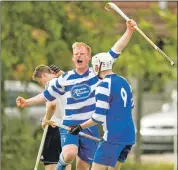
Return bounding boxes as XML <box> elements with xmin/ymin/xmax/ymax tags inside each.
<box><xmin>105</xmin><ymin>2</ymin><xmax>174</xmax><ymax>66</ymax></box>
<box><xmin>34</xmin><ymin>125</ymin><xmax>49</xmax><ymax>170</ymax></box>
<box><xmin>45</xmin><ymin>120</ymin><xmax>101</xmax><ymax>142</ymax></box>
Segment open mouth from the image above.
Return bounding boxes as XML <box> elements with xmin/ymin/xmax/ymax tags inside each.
<box><xmin>77</xmin><ymin>58</ymin><xmax>83</xmax><ymax>63</ymax></box>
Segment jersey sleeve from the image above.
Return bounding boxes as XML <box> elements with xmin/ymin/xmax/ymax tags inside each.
<box><xmin>130</xmin><ymin>85</ymin><xmax>134</xmax><ymax>109</ymax></box>
<box><xmin>108</xmin><ymin>48</ymin><xmax>121</xmax><ymax>62</ymax></box>
<box><xmin>92</xmin><ymin>81</ymin><xmax>110</xmax><ymax>124</ymax></box>
<box><xmin>43</xmin><ymin>77</ymin><xmax>65</xmax><ymax>101</ymax></box>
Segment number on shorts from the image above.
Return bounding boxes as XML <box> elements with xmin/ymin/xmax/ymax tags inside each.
<box><xmin>121</xmin><ymin>87</ymin><xmax>127</xmax><ymax>107</ymax></box>
<box><xmin>63</xmin><ymin>137</ymin><xmax>66</xmax><ymax>143</ymax></box>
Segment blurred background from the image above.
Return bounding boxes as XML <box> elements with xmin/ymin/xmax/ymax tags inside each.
<box><xmin>1</xmin><ymin>1</ymin><xmax>177</xmax><ymax>170</ymax></box>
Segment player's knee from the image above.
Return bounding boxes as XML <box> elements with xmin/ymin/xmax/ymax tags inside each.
<box><xmin>62</xmin><ymin>145</ymin><xmax>78</xmax><ymax>162</ymax></box>
<box><xmin>63</xmin><ymin>151</ymin><xmax>77</xmax><ymax>162</ymax></box>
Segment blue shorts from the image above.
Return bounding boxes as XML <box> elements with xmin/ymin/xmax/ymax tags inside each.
<box><xmin>59</xmin><ymin>122</ymin><xmax>99</xmax><ymax>164</ymax></box>
<box><xmin>94</xmin><ymin>139</ymin><xmax>132</xmax><ymax>167</ymax></box>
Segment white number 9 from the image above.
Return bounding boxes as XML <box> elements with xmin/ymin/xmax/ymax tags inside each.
<box><xmin>121</xmin><ymin>87</ymin><xmax>127</xmax><ymax>107</ymax></box>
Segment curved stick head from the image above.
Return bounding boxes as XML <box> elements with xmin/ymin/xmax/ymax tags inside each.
<box><xmin>171</xmin><ymin>61</ymin><xmax>175</xmax><ymax>66</ymax></box>
<box><xmin>105</xmin><ymin>3</ymin><xmax>112</xmax><ymax>11</ymax></box>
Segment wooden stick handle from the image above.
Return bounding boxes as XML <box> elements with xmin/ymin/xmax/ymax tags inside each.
<box><xmin>34</xmin><ymin>125</ymin><xmax>49</xmax><ymax>170</ymax></box>
<box><xmin>54</xmin><ymin>123</ymin><xmax>101</xmax><ymax>142</ymax></box>
<box><xmin>105</xmin><ymin>2</ymin><xmax>174</xmax><ymax>66</ymax></box>
<box><xmin>44</xmin><ymin>120</ymin><xmax>101</xmax><ymax>142</ymax></box>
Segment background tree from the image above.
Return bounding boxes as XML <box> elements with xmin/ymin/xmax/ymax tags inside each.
<box><xmin>1</xmin><ymin>2</ymin><xmax>176</xmax><ymax>170</ymax></box>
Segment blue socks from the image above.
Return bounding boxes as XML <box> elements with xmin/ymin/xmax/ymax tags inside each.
<box><xmin>55</xmin><ymin>153</ymin><xmax>71</xmax><ymax>170</ymax></box>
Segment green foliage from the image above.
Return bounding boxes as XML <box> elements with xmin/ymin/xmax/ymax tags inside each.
<box><xmin>1</xmin><ymin>2</ymin><xmax>177</xmax><ymax>169</ymax></box>
<box><xmin>1</xmin><ymin>2</ymin><xmax>118</xmax><ymax>169</ymax></box>
<box><xmin>2</xmin><ymin>2</ymin><xmax>176</xmax><ymax>87</ymax></box>
<box><xmin>2</xmin><ymin>115</ymin><xmax>42</xmax><ymax>170</ymax></box>
<box><xmin>1</xmin><ymin>1</ymin><xmax>118</xmax><ymax>82</ymax></box>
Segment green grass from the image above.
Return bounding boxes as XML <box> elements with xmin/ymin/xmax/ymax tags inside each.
<box><xmin>122</xmin><ymin>161</ymin><xmax>174</xmax><ymax>170</ymax></box>
<box><xmin>70</xmin><ymin>161</ymin><xmax>174</xmax><ymax>170</ymax></box>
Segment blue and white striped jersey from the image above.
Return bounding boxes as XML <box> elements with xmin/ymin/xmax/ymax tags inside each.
<box><xmin>43</xmin><ymin>49</ymin><xmax>120</xmax><ymax>123</ymax></box>
<box><xmin>45</xmin><ymin>79</ymin><xmax>65</xmax><ymax>125</ymax></box>
<box><xmin>92</xmin><ymin>74</ymin><xmax>135</xmax><ymax>144</ymax></box>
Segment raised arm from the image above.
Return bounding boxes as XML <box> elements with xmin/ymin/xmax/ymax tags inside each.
<box><xmin>111</xmin><ymin>19</ymin><xmax>137</xmax><ymax>53</ymax></box>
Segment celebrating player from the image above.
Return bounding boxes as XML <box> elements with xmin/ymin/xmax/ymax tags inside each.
<box><xmin>69</xmin><ymin>52</ymin><xmax>135</xmax><ymax>170</ymax></box>
<box><xmin>16</xmin><ymin>19</ymin><xmax>137</xmax><ymax>170</ymax></box>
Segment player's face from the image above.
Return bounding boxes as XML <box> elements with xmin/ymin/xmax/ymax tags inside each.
<box><xmin>72</xmin><ymin>46</ymin><xmax>91</xmax><ymax>71</ymax></box>
<box><xmin>37</xmin><ymin>77</ymin><xmax>46</xmax><ymax>87</ymax></box>
<box><xmin>37</xmin><ymin>73</ymin><xmax>48</xmax><ymax>87</ymax></box>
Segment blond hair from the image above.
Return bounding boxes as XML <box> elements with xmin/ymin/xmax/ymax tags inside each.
<box><xmin>72</xmin><ymin>42</ymin><xmax>91</xmax><ymax>56</ymax></box>
<box><xmin>32</xmin><ymin>65</ymin><xmax>51</xmax><ymax>81</ymax></box>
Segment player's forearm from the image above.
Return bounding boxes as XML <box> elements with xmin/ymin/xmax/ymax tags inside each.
<box><xmin>112</xmin><ymin>29</ymin><xmax>134</xmax><ymax>53</ymax></box>
<box><xmin>80</xmin><ymin>119</ymin><xmax>98</xmax><ymax>129</ymax></box>
<box><xmin>26</xmin><ymin>93</ymin><xmax>46</xmax><ymax>106</ymax></box>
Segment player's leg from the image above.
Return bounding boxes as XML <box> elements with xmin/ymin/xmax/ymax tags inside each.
<box><xmin>45</xmin><ymin>164</ymin><xmax>71</xmax><ymax>170</ymax></box>
<box><xmin>112</xmin><ymin>145</ymin><xmax>133</xmax><ymax>170</ymax></box>
<box><xmin>76</xmin><ymin>156</ymin><xmax>90</xmax><ymax>170</ymax></box>
<box><xmin>55</xmin><ymin>128</ymin><xmax>79</xmax><ymax>170</ymax></box>
<box><xmin>65</xmin><ymin>164</ymin><xmax>71</xmax><ymax>170</ymax></box>
<box><xmin>56</xmin><ymin>127</ymin><xmax>72</xmax><ymax>170</ymax></box>
<box><xmin>92</xmin><ymin>140</ymin><xmax>126</xmax><ymax>170</ymax></box>
<box><xmin>76</xmin><ymin>126</ymin><xmax>99</xmax><ymax>170</ymax></box>
<box><xmin>91</xmin><ymin>162</ymin><xmax>108</xmax><ymax>170</ymax></box>
<box><xmin>45</xmin><ymin>164</ymin><xmax>57</xmax><ymax>170</ymax></box>
<box><xmin>110</xmin><ymin>162</ymin><xmax>122</xmax><ymax>170</ymax></box>
<box><xmin>55</xmin><ymin>145</ymin><xmax>77</xmax><ymax>170</ymax></box>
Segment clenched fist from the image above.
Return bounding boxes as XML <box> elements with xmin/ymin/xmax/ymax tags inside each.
<box><xmin>126</xmin><ymin>19</ymin><xmax>137</xmax><ymax>32</ymax></box>
<box><xmin>16</xmin><ymin>96</ymin><xmax>27</xmax><ymax>108</ymax></box>
<box><xmin>69</xmin><ymin>125</ymin><xmax>82</xmax><ymax>135</ymax></box>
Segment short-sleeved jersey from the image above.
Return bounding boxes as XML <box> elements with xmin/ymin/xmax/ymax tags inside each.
<box><xmin>43</xmin><ymin>49</ymin><xmax>120</xmax><ymax>123</ymax></box>
<box><xmin>92</xmin><ymin>74</ymin><xmax>135</xmax><ymax>144</ymax></box>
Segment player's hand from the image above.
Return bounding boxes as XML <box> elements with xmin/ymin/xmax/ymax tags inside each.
<box><xmin>41</xmin><ymin>120</ymin><xmax>48</xmax><ymax>130</ymax></box>
<box><xmin>126</xmin><ymin>19</ymin><xmax>137</xmax><ymax>32</ymax></box>
<box><xmin>49</xmin><ymin>64</ymin><xmax>61</xmax><ymax>74</ymax></box>
<box><xmin>16</xmin><ymin>96</ymin><xmax>27</xmax><ymax>108</ymax></box>
<box><xmin>69</xmin><ymin>125</ymin><xmax>82</xmax><ymax>135</ymax></box>
<box><xmin>42</xmin><ymin>119</ymin><xmax>56</xmax><ymax>129</ymax></box>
